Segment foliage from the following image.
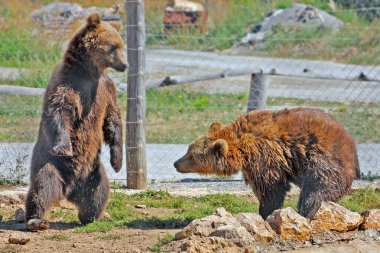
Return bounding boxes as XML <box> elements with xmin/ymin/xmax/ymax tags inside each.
<box><xmin>335</xmin><ymin>0</ymin><xmax>380</xmax><ymax>21</ymax></box>
<box><xmin>339</xmin><ymin>188</ymin><xmax>380</xmax><ymax>213</ymax></box>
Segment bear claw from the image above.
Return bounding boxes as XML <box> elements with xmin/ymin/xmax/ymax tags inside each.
<box><xmin>26</xmin><ymin>219</ymin><xmax>49</xmax><ymax>231</ymax></box>
<box><xmin>51</xmin><ymin>143</ymin><xmax>73</xmax><ymax>157</ymax></box>
<box><xmin>110</xmin><ymin>147</ymin><xmax>122</xmax><ymax>172</ymax></box>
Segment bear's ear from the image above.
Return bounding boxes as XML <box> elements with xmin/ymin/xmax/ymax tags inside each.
<box><xmin>109</xmin><ymin>21</ymin><xmax>122</xmax><ymax>32</ymax></box>
<box><xmin>210</xmin><ymin>139</ymin><xmax>228</xmax><ymax>156</ymax></box>
<box><xmin>209</xmin><ymin>122</ymin><xmax>223</xmax><ymax>134</ymax></box>
<box><xmin>87</xmin><ymin>13</ymin><xmax>101</xmax><ymax>27</ymax></box>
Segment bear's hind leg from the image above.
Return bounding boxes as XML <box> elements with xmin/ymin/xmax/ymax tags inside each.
<box><xmin>298</xmin><ymin>166</ymin><xmax>348</xmax><ymax>218</ymax></box>
<box><xmin>25</xmin><ymin>163</ymin><xmax>63</xmax><ymax>230</ymax></box>
<box><xmin>72</xmin><ymin>161</ymin><xmax>110</xmax><ymax>225</ymax></box>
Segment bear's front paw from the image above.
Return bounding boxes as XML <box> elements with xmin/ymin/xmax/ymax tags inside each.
<box><xmin>51</xmin><ymin>141</ymin><xmax>73</xmax><ymax>157</ymax></box>
<box><xmin>110</xmin><ymin>146</ymin><xmax>122</xmax><ymax>172</ymax></box>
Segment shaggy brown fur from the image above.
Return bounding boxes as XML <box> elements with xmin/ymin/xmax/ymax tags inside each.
<box><xmin>25</xmin><ymin>13</ymin><xmax>127</xmax><ymax>230</ymax></box>
<box><xmin>174</xmin><ymin>108</ymin><xmax>360</xmax><ymax>219</ymax></box>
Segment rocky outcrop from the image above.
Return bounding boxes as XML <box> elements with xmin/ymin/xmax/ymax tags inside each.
<box><xmin>168</xmin><ymin>204</ymin><xmax>380</xmax><ymax>252</ymax></box>
<box><xmin>234</xmin><ymin>212</ymin><xmax>275</xmax><ymax>242</ymax></box>
<box><xmin>266</xmin><ymin>207</ymin><xmax>311</xmax><ymax>241</ymax></box>
<box><xmin>311</xmin><ymin>202</ymin><xmax>363</xmax><ymax>232</ymax></box>
<box><xmin>360</xmin><ymin>209</ymin><xmax>380</xmax><ymax>229</ymax></box>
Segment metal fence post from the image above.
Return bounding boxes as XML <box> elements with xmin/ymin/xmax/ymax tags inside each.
<box><xmin>126</xmin><ymin>0</ymin><xmax>147</xmax><ymax>189</ymax></box>
<box><xmin>247</xmin><ymin>71</ymin><xmax>268</xmax><ymax>112</ymax></box>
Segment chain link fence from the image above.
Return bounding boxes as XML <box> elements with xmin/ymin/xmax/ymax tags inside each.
<box><xmin>0</xmin><ymin>0</ymin><xmax>380</xmax><ymax>186</ymax></box>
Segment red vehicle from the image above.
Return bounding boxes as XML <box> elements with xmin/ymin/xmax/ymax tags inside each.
<box><xmin>163</xmin><ymin>0</ymin><xmax>208</xmax><ymax>33</ymax></box>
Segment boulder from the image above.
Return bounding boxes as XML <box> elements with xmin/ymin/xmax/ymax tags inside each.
<box><xmin>266</xmin><ymin>207</ymin><xmax>311</xmax><ymax>241</ymax></box>
<box><xmin>311</xmin><ymin>202</ymin><xmax>363</xmax><ymax>232</ymax></box>
<box><xmin>175</xmin><ymin>208</ymin><xmax>241</xmax><ymax>240</ymax></box>
<box><xmin>240</xmin><ymin>4</ymin><xmax>343</xmax><ymax>45</ymax></box>
<box><xmin>179</xmin><ymin>237</ymin><xmax>256</xmax><ymax>253</ymax></box>
<box><xmin>360</xmin><ymin>209</ymin><xmax>380</xmax><ymax>229</ymax></box>
<box><xmin>209</xmin><ymin>225</ymin><xmax>255</xmax><ymax>247</ymax></box>
<box><xmin>234</xmin><ymin>212</ymin><xmax>276</xmax><ymax>242</ymax></box>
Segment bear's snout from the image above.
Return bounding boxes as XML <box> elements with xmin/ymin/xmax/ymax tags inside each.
<box><xmin>173</xmin><ymin>159</ymin><xmax>180</xmax><ymax>170</ymax></box>
<box><xmin>174</xmin><ymin>157</ymin><xmax>186</xmax><ymax>173</ymax></box>
<box><xmin>113</xmin><ymin>62</ymin><xmax>128</xmax><ymax>72</ymax></box>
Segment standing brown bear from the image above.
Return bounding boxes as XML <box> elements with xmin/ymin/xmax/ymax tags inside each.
<box><xmin>174</xmin><ymin>108</ymin><xmax>360</xmax><ymax>219</ymax></box>
<box><xmin>25</xmin><ymin>13</ymin><xmax>127</xmax><ymax>230</ymax></box>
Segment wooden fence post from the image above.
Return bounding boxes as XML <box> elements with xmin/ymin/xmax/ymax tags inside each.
<box><xmin>247</xmin><ymin>71</ymin><xmax>268</xmax><ymax>112</ymax></box>
<box><xmin>126</xmin><ymin>0</ymin><xmax>147</xmax><ymax>189</ymax></box>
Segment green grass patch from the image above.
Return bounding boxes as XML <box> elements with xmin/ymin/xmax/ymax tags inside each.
<box><xmin>110</xmin><ymin>181</ymin><xmax>125</xmax><ymax>190</ymax></box>
<box><xmin>97</xmin><ymin>233</ymin><xmax>122</xmax><ymax>240</ymax></box>
<box><xmin>59</xmin><ymin>188</ymin><xmax>380</xmax><ymax>233</ymax></box>
<box><xmin>48</xmin><ymin>209</ymin><xmax>78</xmax><ymax>223</ymax></box>
<box><xmin>44</xmin><ymin>234</ymin><xmax>71</xmax><ymax>241</ymax></box>
<box><xmin>0</xmin><ymin>27</ymin><xmax>62</xmax><ymax>87</ymax></box>
<box><xmin>75</xmin><ymin>220</ymin><xmax>115</xmax><ymax>233</ymax></box>
<box><xmin>74</xmin><ymin>190</ymin><xmax>258</xmax><ymax>233</ymax></box>
<box><xmin>339</xmin><ymin>188</ymin><xmax>380</xmax><ymax>213</ymax></box>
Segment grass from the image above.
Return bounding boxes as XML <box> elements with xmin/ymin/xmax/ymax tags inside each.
<box><xmin>44</xmin><ymin>234</ymin><xmax>71</xmax><ymax>241</ymax></box>
<box><xmin>97</xmin><ymin>233</ymin><xmax>122</xmax><ymax>240</ymax></box>
<box><xmin>1</xmin><ymin>89</ymin><xmax>379</xmax><ymax>144</ymax></box>
<box><xmin>151</xmin><ymin>234</ymin><xmax>175</xmax><ymax>253</ymax></box>
<box><xmin>48</xmin><ymin>208</ymin><xmax>78</xmax><ymax>223</ymax></box>
<box><xmin>74</xmin><ymin>190</ymin><xmax>259</xmax><ymax>233</ymax></box>
<box><xmin>339</xmin><ymin>188</ymin><xmax>380</xmax><ymax>213</ymax></box>
<box><xmin>42</xmin><ymin>187</ymin><xmax>379</xmax><ymax>233</ymax></box>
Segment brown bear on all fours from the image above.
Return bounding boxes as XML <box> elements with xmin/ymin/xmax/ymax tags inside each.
<box><xmin>25</xmin><ymin>13</ymin><xmax>127</xmax><ymax>230</ymax></box>
<box><xmin>174</xmin><ymin>108</ymin><xmax>360</xmax><ymax>219</ymax></box>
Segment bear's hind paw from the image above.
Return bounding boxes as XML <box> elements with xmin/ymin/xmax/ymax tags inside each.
<box><xmin>26</xmin><ymin>219</ymin><xmax>49</xmax><ymax>231</ymax></box>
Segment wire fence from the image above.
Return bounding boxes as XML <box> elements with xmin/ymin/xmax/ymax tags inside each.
<box><xmin>1</xmin><ymin>0</ymin><xmax>380</xmax><ymax>186</ymax></box>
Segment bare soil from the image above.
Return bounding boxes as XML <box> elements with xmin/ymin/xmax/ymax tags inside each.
<box><xmin>1</xmin><ymin>227</ymin><xmax>179</xmax><ymax>253</ymax></box>
<box><xmin>1</xmin><ymin>187</ymin><xmax>380</xmax><ymax>253</ymax></box>
<box><xmin>0</xmin><ymin>190</ymin><xmax>179</xmax><ymax>253</ymax></box>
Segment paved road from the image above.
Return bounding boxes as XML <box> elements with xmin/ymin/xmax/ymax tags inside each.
<box><xmin>146</xmin><ymin>49</ymin><xmax>380</xmax><ymax>81</ymax></box>
<box><xmin>144</xmin><ymin>49</ymin><xmax>380</xmax><ymax>103</ymax></box>
<box><xmin>1</xmin><ymin>143</ymin><xmax>378</xmax><ymax>182</ymax></box>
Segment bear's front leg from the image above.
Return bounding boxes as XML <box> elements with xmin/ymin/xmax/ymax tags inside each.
<box><xmin>46</xmin><ymin>89</ymin><xmax>79</xmax><ymax>157</ymax></box>
<box><xmin>103</xmin><ymin>105</ymin><xmax>123</xmax><ymax>172</ymax></box>
<box><xmin>256</xmin><ymin>181</ymin><xmax>291</xmax><ymax>219</ymax></box>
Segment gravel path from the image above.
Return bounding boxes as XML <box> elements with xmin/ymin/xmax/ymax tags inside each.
<box><xmin>0</xmin><ymin>143</ymin><xmax>379</xmax><ymax>183</ymax></box>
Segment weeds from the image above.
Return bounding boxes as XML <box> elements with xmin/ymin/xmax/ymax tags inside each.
<box><xmin>151</xmin><ymin>234</ymin><xmax>175</xmax><ymax>253</ymax></box>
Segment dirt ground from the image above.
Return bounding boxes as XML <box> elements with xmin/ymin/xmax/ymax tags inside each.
<box><xmin>1</xmin><ymin>187</ymin><xmax>380</xmax><ymax>253</ymax></box>
<box><xmin>0</xmin><ymin>188</ymin><xmax>179</xmax><ymax>253</ymax></box>
<box><xmin>1</xmin><ymin>227</ymin><xmax>179</xmax><ymax>253</ymax></box>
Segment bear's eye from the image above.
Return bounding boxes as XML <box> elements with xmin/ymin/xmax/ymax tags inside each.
<box><xmin>110</xmin><ymin>45</ymin><xmax>118</xmax><ymax>52</ymax></box>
